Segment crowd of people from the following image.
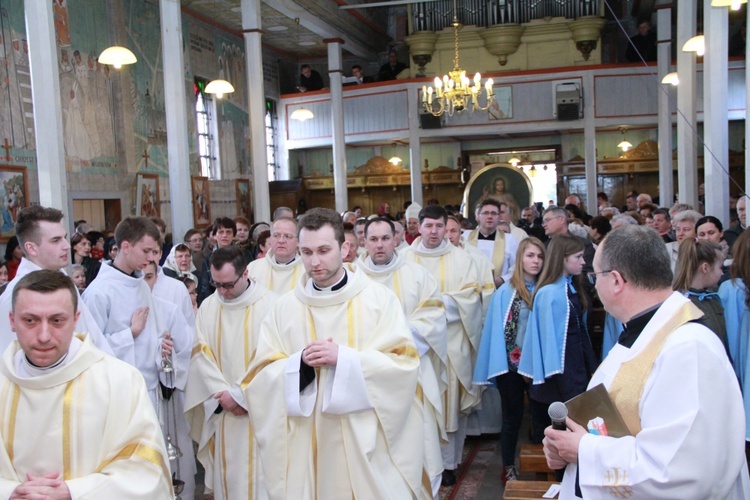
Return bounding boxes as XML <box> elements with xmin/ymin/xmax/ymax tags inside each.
<box><xmin>0</xmin><ymin>190</ymin><xmax>747</xmax><ymax>499</ymax></box>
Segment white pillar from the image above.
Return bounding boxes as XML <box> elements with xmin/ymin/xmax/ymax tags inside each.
<box><xmin>24</xmin><ymin>0</ymin><xmax>67</xmax><ymax>214</ymax></box>
<box><xmin>676</xmin><ymin>0</ymin><xmax>698</xmax><ymax>208</ymax></box>
<box><xmin>656</xmin><ymin>5</ymin><xmax>674</xmax><ymax>208</ymax></box>
<box><xmin>242</xmin><ymin>0</ymin><xmax>270</xmax><ymax>222</ymax></box>
<box><xmin>327</xmin><ymin>38</ymin><xmax>348</xmax><ymax>213</ymax></box>
<box><xmin>408</xmin><ymin>89</ymin><xmax>423</xmax><ymax>205</ymax></box>
<box><xmin>583</xmin><ymin>74</ymin><xmax>597</xmax><ymax>216</ymax></box>
<box><xmin>703</xmin><ymin>0</ymin><xmax>729</xmax><ymax>224</ymax></box>
<box><xmin>159</xmin><ymin>0</ymin><xmax>192</xmax><ymax>238</ymax></box>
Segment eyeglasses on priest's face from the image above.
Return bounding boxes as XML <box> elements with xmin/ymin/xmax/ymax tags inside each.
<box><xmin>209</xmin><ymin>274</ymin><xmax>243</xmax><ymax>289</ymax></box>
<box><xmin>587</xmin><ymin>270</ymin><xmax>617</xmax><ymax>285</ymax></box>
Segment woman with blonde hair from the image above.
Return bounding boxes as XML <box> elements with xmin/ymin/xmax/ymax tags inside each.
<box><xmin>518</xmin><ymin>234</ymin><xmax>598</xmax><ymax>442</ymax></box>
<box><xmin>673</xmin><ymin>238</ymin><xmax>728</xmax><ymax>352</ymax></box>
<box><xmin>474</xmin><ymin>237</ymin><xmax>545</xmax><ymax>484</ymax></box>
<box><xmin>719</xmin><ymin>230</ymin><xmax>750</xmax><ymax>444</ymax></box>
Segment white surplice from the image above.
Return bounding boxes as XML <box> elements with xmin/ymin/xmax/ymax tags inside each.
<box><xmin>560</xmin><ymin>292</ymin><xmax>750</xmax><ymax>499</ymax></box>
<box><xmin>0</xmin><ymin>334</ymin><xmax>172</xmax><ymax>498</ymax></box>
<box><xmin>184</xmin><ymin>279</ymin><xmax>277</xmax><ymax>500</ymax></box>
<box><xmin>0</xmin><ymin>258</ymin><xmax>113</xmax><ymax>356</ymax></box>
<box><xmin>243</xmin><ymin>267</ymin><xmax>424</xmax><ymax>500</ymax></box>
<box><xmin>246</xmin><ymin>252</ymin><xmax>304</xmax><ymax>295</ymax></box>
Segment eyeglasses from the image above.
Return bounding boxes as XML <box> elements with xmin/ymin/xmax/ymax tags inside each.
<box><xmin>586</xmin><ymin>270</ymin><xmax>613</xmax><ymax>285</ymax></box>
<box><xmin>271</xmin><ymin>233</ymin><xmax>296</xmax><ymax>241</ymax></box>
<box><xmin>542</xmin><ymin>215</ymin><xmax>563</xmax><ymax>225</ymax></box>
<box><xmin>479</xmin><ymin>211</ymin><xmax>500</xmax><ymax>217</ymax></box>
<box><xmin>209</xmin><ymin>275</ymin><xmax>243</xmax><ymax>289</ymax></box>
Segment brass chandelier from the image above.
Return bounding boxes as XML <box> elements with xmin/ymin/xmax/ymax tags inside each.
<box><xmin>422</xmin><ymin>0</ymin><xmax>494</xmax><ymax>117</ymax></box>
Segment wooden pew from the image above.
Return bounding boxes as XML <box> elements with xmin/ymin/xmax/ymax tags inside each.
<box><xmin>503</xmin><ymin>480</ymin><xmax>559</xmax><ymax>499</ymax></box>
<box><xmin>520</xmin><ymin>444</ymin><xmax>556</xmax><ymax>481</ymax></box>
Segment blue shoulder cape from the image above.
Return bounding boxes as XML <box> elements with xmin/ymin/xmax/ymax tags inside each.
<box><xmin>473</xmin><ymin>282</ymin><xmax>516</xmax><ymax>385</ymax></box>
<box><xmin>518</xmin><ymin>276</ymin><xmax>576</xmax><ymax>385</ymax></box>
<box><xmin>719</xmin><ymin>278</ymin><xmax>750</xmax><ymax>439</ymax></box>
<box><xmin>601</xmin><ymin>313</ymin><xmax>624</xmax><ymax>360</ymax></box>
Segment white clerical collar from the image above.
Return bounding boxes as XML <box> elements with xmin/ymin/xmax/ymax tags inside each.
<box><xmin>310</xmin><ymin>269</ymin><xmax>348</xmax><ymax>294</ymax></box>
<box><xmin>221</xmin><ymin>279</ymin><xmax>255</xmax><ymax>304</ymax></box>
<box><xmin>15</xmin><ymin>336</ymin><xmax>83</xmax><ymax>378</ymax></box>
<box><xmin>417</xmin><ymin>239</ymin><xmax>448</xmax><ymax>254</ymax></box>
<box><xmin>366</xmin><ymin>254</ymin><xmax>397</xmax><ymax>271</ymax></box>
<box><xmin>272</xmin><ymin>255</ymin><xmax>297</xmax><ymax>266</ymax></box>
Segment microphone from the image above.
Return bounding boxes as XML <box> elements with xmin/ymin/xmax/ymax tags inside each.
<box><xmin>548</xmin><ymin>401</ymin><xmax>568</xmax><ymax>431</ymax></box>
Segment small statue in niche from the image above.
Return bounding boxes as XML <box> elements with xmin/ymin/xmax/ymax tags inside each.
<box><xmin>423</xmin><ymin>159</ymin><xmax>429</xmax><ymax>170</ymax></box>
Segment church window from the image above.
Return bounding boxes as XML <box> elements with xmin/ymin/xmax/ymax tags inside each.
<box><xmin>265</xmin><ymin>99</ymin><xmax>278</xmax><ymax>181</ymax></box>
<box><xmin>194</xmin><ymin>78</ymin><xmax>221</xmax><ymax>180</ymax></box>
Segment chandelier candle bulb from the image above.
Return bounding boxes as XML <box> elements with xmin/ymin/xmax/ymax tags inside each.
<box><xmin>422</xmin><ymin>86</ymin><xmax>427</xmax><ymax>102</ymax></box>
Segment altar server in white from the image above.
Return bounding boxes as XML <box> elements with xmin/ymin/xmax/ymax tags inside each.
<box><xmin>544</xmin><ymin>225</ymin><xmax>750</xmax><ymax>499</ymax></box>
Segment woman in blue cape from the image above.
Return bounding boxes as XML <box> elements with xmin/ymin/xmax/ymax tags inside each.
<box><xmin>518</xmin><ymin>234</ymin><xmax>599</xmax><ymax>442</ymax></box>
<box><xmin>473</xmin><ymin>237</ymin><xmax>545</xmax><ymax>484</ymax></box>
<box><xmin>719</xmin><ymin>230</ymin><xmax>750</xmax><ymax>440</ymax></box>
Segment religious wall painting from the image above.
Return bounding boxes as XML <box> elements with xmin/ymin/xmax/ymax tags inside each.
<box><xmin>217</xmin><ymin>101</ymin><xmax>249</xmax><ymax>177</ymax></box>
<box><xmin>235</xmin><ymin>179</ymin><xmax>251</xmax><ymax>219</ymax></box>
<box><xmin>192</xmin><ymin>176</ymin><xmax>211</xmax><ymax>227</ymax></box>
<box><xmin>462</xmin><ymin>164</ymin><xmax>532</xmax><ymax>225</ymax></box>
<box><xmin>135</xmin><ymin>173</ymin><xmax>159</xmax><ymax>218</ymax></box>
<box><xmin>488</xmin><ymin>86</ymin><xmax>513</xmax><ymax>121</ymax></box>
<box><xmin>0</xmin><ymin>165</ymin><xmax>27</xmax><ymax>242</ymax></box>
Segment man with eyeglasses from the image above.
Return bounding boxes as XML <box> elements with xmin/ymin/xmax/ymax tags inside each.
<box><xmin>246</xmin><ymin>217</ymin><xmax>305</xmax><ymax>295</ymax></box>
<box><xmin>544</xmin><ymin>225</ymin><xmax>750</xmax><ymax>498</ymax></box>
<box><xmin>185</xmin><ymin>246</ymin><xmax>277</xmax><ymax>499</ymax></box>
<box><xmin>184</xmin><ymin>228</ymin><xmax>205</xmax><ymax>271</ymax></box>
<box><xmin>465</xmin><ymin>199</ymin><xmax>518</xmax><ymax>289</ymax></box>
<box><xmin>198</xmin><ymin>218</ymin><xmax>237</xmax><ymax>305</ymax></box>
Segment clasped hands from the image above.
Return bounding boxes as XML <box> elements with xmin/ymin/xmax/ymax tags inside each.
<box><xmin>11</xmin><ymin>472</ymin><xmax>70</xmax><ymax>500</ymax></box>
<box><xmin>302</xmin><ymin>338</ymin><xmax>339</xmax><ymax>367</ymax></box>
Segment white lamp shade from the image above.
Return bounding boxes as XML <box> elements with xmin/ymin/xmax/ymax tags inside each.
<box><xmin>661</xmin><ymin>72</ymin><xmax>679</xmax><ymax>86</ymax></box>
<box><xmin>204</xmin><ymin>79</ymin><xmax>235</xmax><ymax>98</ymax></box>
<box><xmin>509</xmin><ymin>157</ymin><xmax>520</xmax><ymax>167</ymax></box>
<box><xmin>388</xmin><ymin>156</ymin><xmax>402</xmax><ymax>165</ymax></box>
<box><xmin>98</xmin><ymin>46</ymin><xmax>137</xmax><ymax>69</ymax></box>
<box><xmin>711</xmin><ymin>0</ymin><xmax>747</xmax><ymax>9</ymax></box>
<box><xmin>290</xmin><ymin>108</ymin><xmax>314</xmax><ymax>121</ymax></box>
<box><xmin>682</xmin><ymin>35</ymin><xmax>705</xmax><ymax>56</ymax></box>
<box><xmin>618</xmin><ymin>140</ymin><xmax>633</xmax><ymax>151</ymax></box>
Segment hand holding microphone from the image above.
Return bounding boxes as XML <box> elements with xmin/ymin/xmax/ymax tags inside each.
<box><xmin>548</xmin><ymin>401</ymin><xmax>568</xmax><ymax>431</ymax></box>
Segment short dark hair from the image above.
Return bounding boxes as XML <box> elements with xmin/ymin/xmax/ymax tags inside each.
<box><xmin>599</xmin><ymin>225</ymin><xmax>673</xmax><ymax>290</ymax></box>
<box><xmin>301</xmin><ymin>64</ymin><xmax>311</xmax><ymax>71</ymax></box>
<box><xmin>589</xmin><ymin>215</ymin><xmax>611</xmax><ymax>236</ymax></box>
<box><xmin>297</xmin><ymin>208</ymin><xmax>344</xmax><ymax>245</ymax></box>
<box><xmin>696</xmin><ymin>215</ymin><xmax>723</xmax><ymax>233</ymax></box>
<box><xmin>209</xmin><ymin>246</ymin><xmax>247</xmax><ymax>275</ymax></box>
<box><xmin>15</xmin><ymin>205</ymin><xmax>64</xmax><ymax>248</ymax></box>
<box><xmin>114</xmin><ymin>217</ymin><xmax>161</xmax><ymax>247</ymax></box>
<box><xmin>213</xmin><ymin>217</ymin><xmax>237</xmax><ymax>236</ymax></box>
<box><xmin>257</xmin><ymin>230</ymin><xmax>271</xmax><ymax>248</ymax></box>
<box><xmin>149</xmin><ymin>217</ymin><xmax>166</xmax><ymax>233</ymax></box>
<box><xmin>597</xmin><ymin>192</ymin><xmax>609</xmax><ymax>202</ymax></box>
<box><xmin>419</xmin><ymin>204</ymin><xmax>448</xmax><ymax>224</ymax></box>
<box><xmin>12</xmin><ymin>269</ymin><xmax>78</xmax><ymax>312</ymax></box>
<box><xmin>86</xmin><ymin>231</ymin><xmax>104</xmax><ymax>246</ymax></box>
<box><xmin>475</xmin><ymin>198</ymin><xmax>503</xmax><ymax>213</ymax></box>
<box><xmin>352</xmin><ymin>65</ymin><xmax>362</xmax><ymax>71</ymax></box>
<box><xmin>653</xmin><ymin>207</ymin><xmax>670</xmax><ymax>220</ymax></box>
<box><xmin>365</xmin><ymin>217</ymin><xmax>395</xmax><ymax>237</ymax></box>
<box><xmin>234</xmin><ymin>216</ymin><xmax>251</xmax><ymax>227</ymax></box>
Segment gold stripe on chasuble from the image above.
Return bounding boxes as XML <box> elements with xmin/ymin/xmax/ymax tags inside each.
<box><xmin>241</xmin><ymin>353</ymin><xmax>287</xmax><ymax>390</ymax></box>
<box><xmin>248</xmin><ymin>418</ymin><xmax>255</xmax><ymax>498</ymax></box>
<box><xmin>191</xmin><ymin>343</ymin><xmax>218</xmax><ymax>363</ymax></box>
<box><xmin>244</xmin><ymin>308</ymin><xmax>252</xmax><ymax>366</ymax></box>
<box><xmin>417</xmin><ymin>299</ymin><xmax>444</xmax><ymax>310</ymax></box>
<box><xmin>216</xmin><ymin>307</ymin><xmax>224</xmax><ymax>371</ymax></box>
<box><xmin>439</xmin><ymin>258</ymin><xmax>446</xmax><ymax>292</ymax></box>
<box><xmin>393</xmin><ymin>272</ymin><xmax>402</xmax><ymax>301</ymax></box>
<box><xmin>390</xmin><ymin>345</ymin><xmax>419</xmax><ymax>359</ymax></box>
<box><xmin>62</xmin><ymin>381</ymin><xmax>74</xmax><ymax>480</ymax></box>
<box><xmin>308</xmin><ymin>308</ymin><xmax>317</xmax><ymax>341</ymax></box>
<box><xmin>5</xmin><ymin>384</ymin><xmax>19</xmax><ymax>462</ymax></box>
<box><xmin>347</xmin><ymin>299</ymin><xmax>356</xmax><ymax>348</ymax></box>
<box><xmin>221</xmin><ymin>422</ymin><xmax>229</xmax><ymax>498</ymax></box>
<box><xmin>96</xmin><ymin>442</ymin><xmax>170</xmax><ymax>478</ymax></box>
<box><xmin>462</xmin><ymin>282</ymin><xmax>479</xmax><ymax>291</ymax></box>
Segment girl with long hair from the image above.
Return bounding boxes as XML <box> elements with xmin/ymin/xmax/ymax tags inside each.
<box><xmin>674</xmin><ymin>238</ymin><xmax>728</xmax><ymax>352</ymax></box>
<box><xmin>518</xmin><ymin>234</ymin><xmax>599</xmax><ymax>442</ymax></box>
<box><xmin>474</xmin><ymin>237</ymin><xmax>545</xmax><ymax>484</ymax></box>
<box><xmin>720</xmin><ymin>230</ymin><xmax>750</xmax><ymax>420</ymax></box>
<box><xmin>71</xmin><ymin>232</ymin><xmax>100</xmax><ymax>286</ymax></box>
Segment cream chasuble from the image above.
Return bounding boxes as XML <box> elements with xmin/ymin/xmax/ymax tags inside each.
<box><xmin>459</xmin><ymin>241</ymin><xmax>496</xmax><ymax>317</ymax></box>
<box><xmin>560</xmin><ymin>293</ymin><xmax>750</xmax><ymax>499</ymax></box>
<box><xmin>466</xmin><ymin>229</ymin><xmax>517</xmax><ymax>284</ymax></box>
<box><xmin>243</xmin><ymin>267</ymin><xmax>425</xmax><ymax>500</ymax></box>
<box><xmin>358</xmin><ymin>251</ymin><xmax>448</xmax><ymax>492</ymax></box>
<box><xmin>246</xmin><ymin>252</ymin><xmax>304</xmax><ymax>295</ymax></box>
<box><xmin>184</xmin><ymin>279</ymin><xmax>277</xmax><ymax>500</ymax></box>
<box><xmin>0</xmin><ymin>335</ymin><xmax>172</xmax><ymax>498</ymax></box>
<box><xmin>404</xmin><ymin>238</ymin><xmax>483</xmax><ymax>432</ymax></box>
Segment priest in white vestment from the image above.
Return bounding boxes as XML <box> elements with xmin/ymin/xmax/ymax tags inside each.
<box><xmin>0</xmin><ymin>205</ymin><xmax>112</xmax><ymax>355</ymax></box>
<box><xmin>0</xmin><ymin>270</ymin><xmax>172</xmax><ymax>498</ymax></box>
<box><xmin>184</xmin><ymin>247</ymin><xmax>277</xmax><ymax>500</ymax></box>
<box><xmin>464</xmin><ymin>199</ymin><xmax>518</xmax><ymax>289</ymax></box>
<box><xmin>358</xmin><ymin>217</ymin><xmax>448</xmax><ymax>498</ymax></box>
<box><xmin>403</xmin><ymin>205</ymin><xmax>482</xmax><ymax>486</ymax></box>
<box><xmin>246</xmin><ymin>217</ymin><xmax>305</xmax><ymax>295</ymax></box>
<box><xmin>544</xmin><ymin>226</ymin><xmax>750</xmax><ymax>499</ymax></box>
<box><xmin>81</xmin><ymin>217</ymin><xmax>168</xmax><ymax>405</ymax></box>
<box><xmin>243</xmin><ymin>208</ymin><xmax>424</xmax><ymax>499</ymax></box>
